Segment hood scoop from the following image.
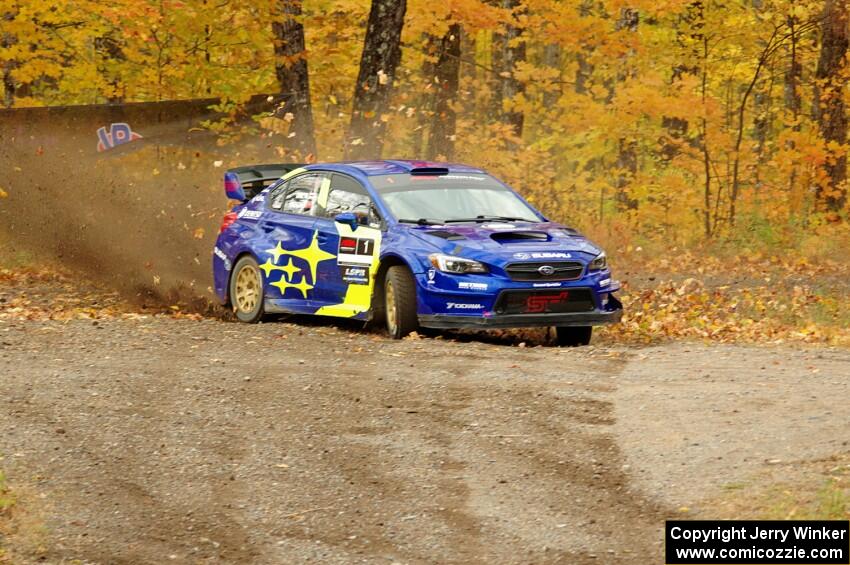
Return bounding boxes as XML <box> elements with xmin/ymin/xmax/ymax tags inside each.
<box><xmin>490</xmin><ymin>231</ymin><xmax>551</xmax><ymax>243</ymax></box>
<box><xmin>424</xmin><ymin>230</ymin><xmax>466</xmax><ymax>241</ymax></box>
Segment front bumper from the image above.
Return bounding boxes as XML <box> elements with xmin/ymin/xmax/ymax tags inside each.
<box><xmin>419</xmin><ymin>294</ymin><xmax>623</xmax><ymax>329</ymax></box>
<box><xmin>419</xmin><ymin>308</ymin><xmax>622</xmax><ymax>329</ymax></box>
<box><xmin>416</xmin><ymin>268</ymin><xmax>622</xmax><ymax>329</ymax></box>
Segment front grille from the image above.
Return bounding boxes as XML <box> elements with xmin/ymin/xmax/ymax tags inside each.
<box><xmin>505</xmin><ymin>261</ymin><xmax>584</xmax><ymax>281</ymax></box>
<box><xmin>494</xmin><ymin>289</ymin><xmax>596</xmax><ymax>315</ymax></box>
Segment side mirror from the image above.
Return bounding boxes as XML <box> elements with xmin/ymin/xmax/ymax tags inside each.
<box><xmin>224</xmin><ymin>171</ymin><xmax>247</xmax><ymax>201</ymax></box>
<box><xmin>334</xmin><ymin>212</ymin><xmax>359</xmax><ymax>230</ymax></box>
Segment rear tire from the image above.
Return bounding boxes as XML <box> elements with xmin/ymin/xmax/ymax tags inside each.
<box><xmin>230</xmin><ymin>256</ymin><xmax>265</xmax><ymax>323</ymax></box>
<box><xmin>556</xmin><ymin>326</ymin><xmax>592</xmax><ymax>347</ymax></box>
<box><xmin>384</xmin><ymin>266</ymin><xmax>419</xmax><ymax>339</ymax></box>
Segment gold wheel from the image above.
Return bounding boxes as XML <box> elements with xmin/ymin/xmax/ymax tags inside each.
<box><xmin>385</xmin><ymin>278</ymin><xmax>397</xmax><ymax>334</ymax></box>
<box><xmin>234</xmin><ymin>263</ymin><xmax>261</xmax><ymax>314</ymax></box>
<box><xmin>383</xmin><ymin>265</ymin><xmax>418</xmax><ymax>339</ymax></box>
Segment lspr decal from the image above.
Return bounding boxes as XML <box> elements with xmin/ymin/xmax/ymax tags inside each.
<box><xmin>341</xmin><ymin>265</ymin><xmax>368</xmax><ymax>284</ymax></box>
<box><xmin>96</xmin><ymin>123</ymin><xmax>143</xmax><ymax>152</ymax></box>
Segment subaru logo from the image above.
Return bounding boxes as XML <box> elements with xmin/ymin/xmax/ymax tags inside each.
<box><xmin>538</xmin><ymin>265</ymin><xmax>555</xmax><ymax>276</ymax></box>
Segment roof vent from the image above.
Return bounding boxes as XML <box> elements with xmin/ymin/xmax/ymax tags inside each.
<box><xmin>410</xmin><ymin>167</ymin><xmax>449</xmax><ymax>176</ymax></box>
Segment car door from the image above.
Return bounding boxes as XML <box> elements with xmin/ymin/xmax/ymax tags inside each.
<box><xmin>258</xmin><ymin>172</ymin><xmax>330</xmax><ymax>312</ymax></box>
<box><xmin>311</xmin><ymin>173</ymin><xmax>384</xmax><ymax>317</ymax></box>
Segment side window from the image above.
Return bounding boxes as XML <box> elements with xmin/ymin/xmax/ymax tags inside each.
<box><xmin>320</xmin><ymin>175</ymin><xmax>382</xmax><ymax>229</ymax></box>
<box><xmin>266</xmin><ymin>180</ymin><xmax>287</xmax><ymax>208</ymax></box>
<box><xmin>270</xmin><ymin>173</ymin><xmax>323</xmax><ymax>215</ymax></box>
<box><xmin>322</xmin><ymin>175</ymin><xmax>372</xmax><ymax>217</ymax></box>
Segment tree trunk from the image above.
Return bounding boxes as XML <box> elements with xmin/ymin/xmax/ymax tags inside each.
<box><xmin>346</xmin><ymin>0</ymin><xmax>407</xmax><ymax>160</ymax></box>
<box><xmin>729</xmin><ymin>28</ymin><xmax>777</xmax><ymax>227</ymax></box>
<box><xmin>700</xmin><ymin>33</ymin><xmax>713</xmax><ymax>238</ymax></box>
<box><xmin>491</xmin><ymin>0</ymin><xmax>525</xmax><ymax>138</ymax></box>
<box><xmin>426</xmin><ymin>24</ymin><xmax>461</xmax><ymax>161</ymax></box>
<box><xmin>94</xmin><ymin>34</ymin><xmax>125</xmax><ymax>103</ymax></box>
<box><xmin>542</xmin><ymin>42</ymin><xmax>561</xmax><ymax>108</ymax></box>
<box><xmin>272</xmin><ymin>0</ymin><xmax>317</xmax><ymax>158</ymax></box>
<box><xmin>2</xmin><ymin>9</ymin><xmax>16</xmax><ymax>108</ymax></box>
<box><xmin>752</xmin><ymin>74</ymin><xmax>773</xmax><ymax>194</ymax></box>
<box><xmin>574</xmin><ymin>0</ymin><xmax>595</xmax><ymax>95</ymax></box>
<box><xmin>814</xmin><ymin>0</ymin><xmax>849</xmax><ymax>213</ymax></box>
<box><xmin>614</xmin><ymin>7</ymin><xmax>639</xmax><ymax>211</ymax></box>
<box><xmin>785</xmin><ymin>11</ymin><xmax>802</xmax><ymax>200</ymax></box>
<box><xmin>751</xmin><ymin>0</ymin><xmax>773</xmax><ymax>195</ymax></box>
<box><xmin>785</xmin><ymin>14</ymin><xmax>802</xmax><ymax>121</ymax></box>
<box><xmin>2</xmin><ymin>61</ymin><xmax>14</xmax><ymax>108</ymax></box>
<box><xmin>409</xmin><ymin>33</ymin><xmax>438</xmax><ymax>157</ymax></box>
<box><xmin>662</xmin><ymin>1</ymin><xmax>704</xmax><ymax>160</ymax></box>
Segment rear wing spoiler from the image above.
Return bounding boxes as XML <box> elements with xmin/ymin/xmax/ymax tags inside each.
<box><xmin>224</xmin><ymin>163</ymin><xmax>305</xmax><ymax>201</ymax></box>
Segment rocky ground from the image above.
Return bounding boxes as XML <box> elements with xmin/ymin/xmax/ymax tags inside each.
<box><xmin>1</xmin><ymin>276</ymin><xmax>849</xmax><ymax>564</ymax></box>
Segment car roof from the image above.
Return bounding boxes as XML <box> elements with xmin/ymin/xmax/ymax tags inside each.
<box><xmin>304</xmin><ymin>159</ymin><xmax>486</xmax><ymax>177</ymax></box>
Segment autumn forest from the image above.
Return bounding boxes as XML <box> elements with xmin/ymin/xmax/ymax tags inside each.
<box><xmin>4</xmin><ymin>0</ymin><xmax>850</xmax><ymax>245</ymax></box>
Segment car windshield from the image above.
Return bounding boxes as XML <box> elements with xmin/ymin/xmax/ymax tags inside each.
<box><xmin>370</xmin><ymin>173</ymin><xmax>540</xmax><ymax>223</ymax></box>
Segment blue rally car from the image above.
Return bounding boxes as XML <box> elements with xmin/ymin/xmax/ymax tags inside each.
<box><xmin>212</xmin><ymin>160</ymin><xmax>622</xmax><ymax>346</ymax></box>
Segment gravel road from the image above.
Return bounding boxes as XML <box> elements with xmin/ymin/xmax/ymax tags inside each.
<box><xmin>1</xmin><ymin>307</ymin><xmax>848</xmax><ymax>563</ymax></box>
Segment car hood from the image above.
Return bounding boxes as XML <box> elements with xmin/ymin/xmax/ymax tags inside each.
<box><xmin>405</xmin><ymin>221</ymin><xmax>603</xmax><ymax>265</ymax></box>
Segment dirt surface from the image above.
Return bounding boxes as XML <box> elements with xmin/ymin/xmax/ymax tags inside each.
<box><xmin>1</xmin><ymin>288</ymin><xmax>849</xmax><ymax>564</ymax></box>
<box><xmin>4</xmin><ymin>109</ymin><xmax>849</xmax><ymax>564</ymax></box>
<box><xmin>613</xmin><ymin>344</ymin><xmax>850</xmax><ymax>506</ymax></box>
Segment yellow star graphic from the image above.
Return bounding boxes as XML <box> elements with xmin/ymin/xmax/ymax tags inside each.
<box><xmin>286</xmin><ymin>231</ymin><xmax>336</xmax><ymax>284</ymax></box>
<box><xmin>292</xmin><ymin>277</ymin><xmax>314</xmax><ymax>298</ymax></box>
<box><xmin>264</xmin><ymin>241</ymin><xmax>286</xmax><ymax>263</ymax></box>
<box><xmin>259</xmin><ymin>258</ymin><xmax>280</xmax><ymax>278</ymax></box>
<box><xmin>271</xmin><ymin>274</ymin><xmax>313</xmax><ymax>299</ymax></box>
<box><xmin>271</xmin><ymin>277</ymin><xmax>297</xmax><ymax>297</ymax></box>
<box><xmin>280</xmin><ymin>258</ymin><xmax>301</xmax><ymax>281</ymax></box>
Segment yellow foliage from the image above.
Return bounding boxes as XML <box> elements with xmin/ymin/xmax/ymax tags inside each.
<box><xmin>1</xmin><ymin>0</ymin><xmax>846</xmax><ymax>248</ymax></box>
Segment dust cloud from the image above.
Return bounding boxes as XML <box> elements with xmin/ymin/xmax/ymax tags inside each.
<box><xmin>0</xmin><ymin>113</ymin><xmax>281</xmax><ymax>312</ymax></box>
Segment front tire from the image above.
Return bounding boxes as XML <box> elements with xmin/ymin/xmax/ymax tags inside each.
<box><xmin>230</xmin><ymin>256</ymin><xmax>265</xmax><ymax>323</ymax></box>
<box><xmin>384</xmin><ymin>266</ymin><xmax>419</xmax><ymax>339</ymax></box>
<box><xmin>556</xmin><ymin>326</ymin><xmax>592</xmax><ymax>347</ymax></box>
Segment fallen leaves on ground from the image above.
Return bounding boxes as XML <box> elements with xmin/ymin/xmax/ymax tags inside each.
<box><xmin>1</xmin><ymin>256</ymin><xmax>848</xmax><ymax>347</ymax></box>
<box><xmin>601</xmin><ymin>252</ymin><xmax>850</xmax><ymax>346</ymax></box>
<box><xmin>602</xmin><ymin>278</ymin><xmax>850</xmax><ymax>346</ymax></box>
<box><xmin>0</xmin><ymin>268</ymin><xmax>206</xmax><ymax>322</ymax></box>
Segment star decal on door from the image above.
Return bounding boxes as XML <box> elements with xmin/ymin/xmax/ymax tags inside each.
<box><xmin>262</xmin><ymin>230</ymin><xmax>337</xmax><ymax>298</ymax></box>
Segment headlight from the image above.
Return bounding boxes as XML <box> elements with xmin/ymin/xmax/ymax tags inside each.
<box><xmin>429</xmin><ymin>253</ymin><xmax>488</xmax><ymax>274</ymax></box>
<box><xmin>589</xmin><ymin>252</ymin><xmax>608</xmax><ymax>271</ymax></box>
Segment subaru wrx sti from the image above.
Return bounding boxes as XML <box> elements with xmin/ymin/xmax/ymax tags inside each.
<box><xmin>212</xmin><ymin>160</ymin><xmax>622</xmax><ymax>345</ymax></box>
